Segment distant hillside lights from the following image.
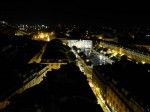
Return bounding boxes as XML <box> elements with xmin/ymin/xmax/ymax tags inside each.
<box><xmin>17</xmin><ymin>24</ymin><xmax>49</xmax><ymax>31</ymax></box>
<box><xmin>32</xmin><ymin>32</ymin><xmax>55</xmax><ymax>41</ymax></box>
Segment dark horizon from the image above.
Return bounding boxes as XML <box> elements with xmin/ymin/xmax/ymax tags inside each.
<box><xmin>0</xmin><ymin>2</ymin><xmax>150</xmax><ymax>26</ymax></box>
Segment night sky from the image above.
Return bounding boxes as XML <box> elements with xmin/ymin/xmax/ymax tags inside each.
<box><xmin>0</xmin><ymin>1</ymin><xmax>150</xmax><ymax>26</ymax></box>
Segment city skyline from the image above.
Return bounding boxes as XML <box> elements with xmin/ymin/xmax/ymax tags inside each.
<box><xmin>1</xmin><ymin>10</ymin><xmax>150</xmax><ymax>111</ymax></box>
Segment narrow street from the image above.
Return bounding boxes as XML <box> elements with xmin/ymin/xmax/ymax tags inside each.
<box><xmin>73</xmin><ymin>49</ymin><xmax>111</xmax><ymax>112</ymax></box>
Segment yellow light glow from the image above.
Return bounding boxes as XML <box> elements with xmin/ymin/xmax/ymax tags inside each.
<box><xmin>66</xmin><ymin>33</ymin><xmax>70</xmax><ymax>37</ymax></box>
<box><xmin>47</xmin><ymin>38</ymin><xmax>50</xmax><ymax>41</ymax></box>
<box><xmin>113</xmin><ymin>52</ymin><xmax>117</xmax><ymax>56</ymax></box>
<box><xmin>51</xmin><ymin>32</ymin><xmax>54</xmax><ymax>35</ymax></box>
<box><xmin>32</xmin><ymin>32</ymin><xmax>55</xmax><ymax>41</ymax></box>
<box><xmin>141</xmin><ymin>61</ymin><xmax>145</xmax><ymax>64</ymax></box>
<box><xmin>39</xmin><ymin>34</ymin><xmax>44</xmax><ymax>38</ymax></box>
<box><xmin>97</xmin><ymin>99</ymin><xmax>101</xmax><ymax>104</ymax></box>
<box><xmin>121</xmin><ymin>53</ymin><xmax>124</xmax><ymax>56</ymax></box>
<box><xmin>98</xmin><ymin>36</ymin><xmax>103</xmax><ymax>39</ymax></box>
<box><xmin>96</xmin><ymin>87</ymin><xmax>99</xmax><ymax>91</ymax></box>
<box><xmin>89</xmin><ymin>82</ymin><xmax>94</xmax><ymax>87</ymax></box>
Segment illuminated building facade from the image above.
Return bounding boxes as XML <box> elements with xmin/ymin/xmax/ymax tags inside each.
<box><xmin>99</xmin><ymin>41</ymin><xmax>150</xmax><ymax>64</ymax></box>
<box><xmin>66</xmin><ymin>39</ymin><xmax>92</xmax><ymax>50</ymax></box>
<box><xmin>92</xmin><ymin>66</ymin><xmax>107</xmax><ymax>100</ymax></box>
<box><xmin>92</xmin><ymin>66</ymin><xmax>145</xmax><ymax>112</ymax></box>
<box><xmin>106</xmin><ymin>81</ymin><xmax>145</xmax><ymax>112</ymax></box>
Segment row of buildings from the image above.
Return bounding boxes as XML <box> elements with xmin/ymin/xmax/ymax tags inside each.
<box><xmin>92</xmin><ymin>60</ymin><xmax>150</xmax><ymax>112</ymax></box>
<box><xmin>99</xmin><ymin>41</ymin><xmax>150</xmax><ymax>64</ymax></box>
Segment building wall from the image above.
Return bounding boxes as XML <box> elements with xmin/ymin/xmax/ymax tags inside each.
<box><xmin>92</xmin><ymin>65</ymin><xmax>145</xmax><ymax>112</ymax></box>
<box><xmin>0</xmin><ymin>66</ymin><xmax>49</xmax><ymax>110</ymax></box>
<box><xmin>66</xmin><ymin>40</ymin><xmax>92</xmax><ymax>50</ymax></box>
<box><xmin>0</xmin><ymin>101</ymin><xmax>10</xmax><ymax>110</ymax></box>
<box><xmin>106</xmin><ymin>86</ymin><xmax>131</xmax><ymax>112</ymax></box>
<box><xmin>48</xmin><ymin>63</ymin><xmax>67</xmax><ymax>71</ymax></box>
<box><xmin>92</xmin><ymin>68</ymin><xmax>127</xmax><ymax>112</ymax></box>
<box><xmin>92</xmin><ymin>68</ymin><xmax>107</xmax><ymax>99</ymax></box>
<box><xmin>17</xmin><ymin>66</ymin><xmax>49</xmax><ymax>93</ymax></box>
<box><xmin>105</xmin><ymin>83</ymin><xmax>145</xmax><ymax>112</ymax></box>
